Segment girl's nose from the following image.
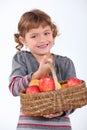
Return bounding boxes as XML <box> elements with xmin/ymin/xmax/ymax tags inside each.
<box><xmin>39</xmin><ymin>34</ymin><xmax>46</xmax><ymax>42</ymax></box>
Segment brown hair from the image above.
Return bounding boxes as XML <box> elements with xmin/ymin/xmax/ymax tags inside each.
<box><xmin>14</xmin><ymin>9</ymin><xmax>59</xmax><ymax>51</ymax></box>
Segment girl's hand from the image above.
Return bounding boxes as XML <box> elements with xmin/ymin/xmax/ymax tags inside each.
<box><xmin>38</xmin><ymin>55</ymin><xmax>52</xmax><ymax>76</ymax></box>
<box><xmin>43</xmin><ymin>112</ymin><xmax>63</xmax><ymax>118</ymax></box>
<box><xmin>32</xmin><ymin>55</ymin><xmax>53</xmax><ymax>79</ymax></box>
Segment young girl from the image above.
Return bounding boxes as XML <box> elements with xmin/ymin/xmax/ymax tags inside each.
<box><xmin>8</xmin><ymin>9</ymin><xmax>76</xmax><ymax>130</ymax></box>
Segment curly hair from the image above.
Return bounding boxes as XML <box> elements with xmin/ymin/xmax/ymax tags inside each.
<box><xmin>14</xmin><ymin>9</ymin><xmax>59</xmax><ymax>51</ymax></box>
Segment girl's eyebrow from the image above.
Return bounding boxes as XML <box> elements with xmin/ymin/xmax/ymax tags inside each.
<box><xmin>29</xmin><ymin>28</ymin><xmax>52</xmax><ymax>35</ymax></box>
<box><xmin>29</xmin><ymin>32</ymin><xmax>38</xmax><ymax>36</ymax></box>
<box><xmin>30</xmin><ymin>30</ymin><xmax>51</xmax><ymax>34</ymax></box>
<box><xmin>44</xmin><ymin>29</ymin><xmax>52</xmax><ymax>32</ymax></box>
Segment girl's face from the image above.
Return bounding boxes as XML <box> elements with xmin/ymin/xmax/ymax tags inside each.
<box><xmin>21</xmin><ymin>25</ymin><xmax>54</xmax><ymax>56</ymax></box>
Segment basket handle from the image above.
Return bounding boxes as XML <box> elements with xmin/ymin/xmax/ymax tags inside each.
<box><xmin>47</xmin><ymin>61</ymin><xmax>61</xmax><ymax>90</ymax></box>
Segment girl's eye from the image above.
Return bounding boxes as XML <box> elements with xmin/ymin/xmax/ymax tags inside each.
<box><xmin>31</xmin><ymin>35</ymin><xmax>37</xmax><ymax>39</ymax></box>
<box><xmin>44</xmin><ymin>32</ymin><xmax>51</xmax><ymax>36</ymax></box>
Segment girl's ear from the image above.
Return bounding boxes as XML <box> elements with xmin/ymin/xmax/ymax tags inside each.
<box><xmin>19</xmin><ymin>36</ymin><xmax>26</xmax><ymax>45</ymax></box>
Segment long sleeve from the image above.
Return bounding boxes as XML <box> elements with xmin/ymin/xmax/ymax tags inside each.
<box><xmin>8</xmin><ymin>51</ymin><xmax>34</xmax><ymax>96</ymax></box>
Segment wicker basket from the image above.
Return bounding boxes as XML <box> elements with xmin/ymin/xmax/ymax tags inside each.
<box><xmin>20</xmin><ymin>80</ymin><xmax>87</xmax><ymax>116</ymax></box>
<box><xmin>20</xmin><ymin>62</ymin><xmax>87</xmax><ymax>116</ymax></box>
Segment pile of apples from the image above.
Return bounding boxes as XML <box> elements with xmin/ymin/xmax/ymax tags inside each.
<box><xmin>26</xmin><ymin>76</ymin><xmax>82</xmax><ymax>94</ymax></box>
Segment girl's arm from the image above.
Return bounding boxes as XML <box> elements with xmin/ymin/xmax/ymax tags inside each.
<box><xmin>8</xmin><ymin>53</ymin><xmax>52</xmax><ymax>96</ymax></box>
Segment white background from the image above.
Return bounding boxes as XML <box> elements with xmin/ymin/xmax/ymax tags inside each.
<box><xmin>0</xmin><ymin>0</ymin><xmax>87</xmax><ymax>130</ymax></box>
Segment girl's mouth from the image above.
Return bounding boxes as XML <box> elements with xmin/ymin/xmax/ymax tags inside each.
<box><xmin>38</xmin><ymin>44</ymin><xmax>48</xmax><ymax>49</ymax></box>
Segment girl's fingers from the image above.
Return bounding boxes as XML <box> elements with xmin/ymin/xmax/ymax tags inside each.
<box><xmin>43</xmin><ymin>112</ymin><xmax>63</xmax><ymax>118</ymax></box>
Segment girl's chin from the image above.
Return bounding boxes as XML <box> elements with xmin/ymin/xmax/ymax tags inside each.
<box><xmin>33</xmin><ymin>50</ymin><xmax>47</xmax><ymax>54</ymax></box>
<box><xmin>37</xmin><ymin>52</ymin><xmax>49</xmax><ymax>55</ymax></box>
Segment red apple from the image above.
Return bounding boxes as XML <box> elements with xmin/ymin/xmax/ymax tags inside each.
<box><xmin>67</xmin><ymin>77</ymin><xmax>82</xmax><ymax>87</ymax></box>
<box><xmin>26</xmin><ymin>86</ymin><xmax>40</xmax><ymax>94</ymax></box>
<box><xmin>39</xmin><ymin>76</ymin><xmax>55</xmax><ymax>92</ymax></box>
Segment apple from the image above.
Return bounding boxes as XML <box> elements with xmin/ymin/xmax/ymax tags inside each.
<box><xmin>67</xmin><ymin>77</ymin><xmax>82</xmax><ymax>87</ymax></box>
<box><xmin>39</xmin><ymin>76</ymin><xmax>55</xmax><ymax>92</ymax></box>
<box><xmin>26</xmin><ymin>86</ymin><xmax>40</xmax><ymax>94</ymax></box>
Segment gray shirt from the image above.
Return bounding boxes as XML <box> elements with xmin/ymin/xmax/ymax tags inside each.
<box><xmin>9</xmin><ymin>51</ymin><xmax>76</xmax><ymax>95</ymax></box>
<box><xmin>8</xmin><ymin>50</ymin><xmax>76</xmax><ymax>130</ymax></box>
